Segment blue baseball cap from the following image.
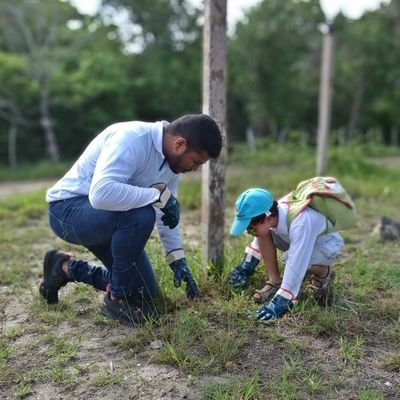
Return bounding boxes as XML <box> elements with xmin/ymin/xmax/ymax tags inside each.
<box><xmin>230</xmin><ymin>188</ymin><xmax>275</xmax><ymax>236</ymax></box>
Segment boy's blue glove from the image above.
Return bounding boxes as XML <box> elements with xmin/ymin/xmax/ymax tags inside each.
<box><xmin>169</xmin><ymin>258</ymin><xmax>198</xmax><ymax>299</ymax></box>
<box><xmin>255</xmin><ymin>293</ymin><xmax>295</xmax><ymax>321</ymax></box>
<box><xmin>228</xmin><ymin>251</ymin><xmax>260</xmax><ymax>288</ymax></box>
<box><xmin>152</xmin><ymin>183</ymin><xmax>180</xmax><ymax>229</ymax></box>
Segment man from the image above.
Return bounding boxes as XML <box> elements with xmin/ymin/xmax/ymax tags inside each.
<box><xmin>39</xmin><ymin>114</ymin><xmax>222</xmax><ymax>327</ymax></box>
<box><xmin>228</xmin><ymin>187</ymin><xmax>344</xmax><ymax>321</ymax></box>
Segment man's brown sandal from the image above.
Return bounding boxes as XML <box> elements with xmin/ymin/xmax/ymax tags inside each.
<box><xmin>253</xmin><ymin>280</ymin><xmax>281</xmax><ymax>303</ymax></box>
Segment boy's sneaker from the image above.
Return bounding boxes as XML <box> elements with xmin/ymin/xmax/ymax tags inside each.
<box><xmin>100</xmin><ymin>292</ymin><xmax>146</xmax><ymax>328</ymax></box>
<box><xmin>310</xmin><ymin>268</ymin><xmax>336</xmax><ymax>303</ymax></box>
<box><xmin>39</xmin><ymin>250</ymin><xmax>72</xmax><ymax>304</ymax></box>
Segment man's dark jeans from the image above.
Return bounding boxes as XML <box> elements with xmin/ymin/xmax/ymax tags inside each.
<box><xmin>48</xmin><ymin>196</ymin><xmax>157</xmax><ymax>302</ymax></box>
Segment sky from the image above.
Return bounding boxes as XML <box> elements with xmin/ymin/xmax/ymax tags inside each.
<box><xmin>70</xmin><ymin>0</ymin><xmax>391</xmax><ymax>29</ymax></box>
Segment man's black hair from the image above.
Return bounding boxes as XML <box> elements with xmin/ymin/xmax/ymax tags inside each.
<box><xmin>168</xmin><ymin>114</ymin><xmax>222</xmax><ymax>158</ymax></box>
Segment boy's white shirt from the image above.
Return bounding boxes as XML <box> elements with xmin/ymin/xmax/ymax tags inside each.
<box><xmin>46</xmin><ymin>120</ymin><xmax>183</xmax><ymax>259</ymax></box>
<box><xmin>250</xmin><ymin>203</ymin><xmax>341</xmax><ymax>297</ymax></box>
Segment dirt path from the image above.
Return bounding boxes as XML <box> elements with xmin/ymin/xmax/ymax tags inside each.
<box><xmin>369</xmin><ymin>155</ymin><xmax>400</xmax><ymax>168</ymax></box>
<box><xmin>0</xmin><ymin>179</ymin><xmax>54</xmax><ymax>198</ymax></box>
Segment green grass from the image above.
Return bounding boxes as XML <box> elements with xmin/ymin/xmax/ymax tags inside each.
<box><xmin>0</xmin><ymin>145</ymin><xmax>399</xmax><ymax>398</ymax></box>
<box><xmin>202</xmin><ymin>373</ymin><xmax>262</xmax><ymax>399</ymax></box>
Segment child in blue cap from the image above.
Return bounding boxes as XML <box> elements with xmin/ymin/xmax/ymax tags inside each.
<box><xmin>229</xmin><ymin>187</ymin><xmax>344</xmax><ymax>321</ymax></box>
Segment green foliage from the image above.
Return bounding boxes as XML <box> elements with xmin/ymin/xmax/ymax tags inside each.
<box><xmin>229</xmin><ymin>0</ymin><xmax>323</xmax><ymax>140</ymax></box>
<box><xmin>0</xmin><ymin>0</ymin><xmax>399</xmax><ymax>167</ymax></box>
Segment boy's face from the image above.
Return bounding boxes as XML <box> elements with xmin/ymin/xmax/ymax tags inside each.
<box><xmin>247</xmin><ymin>214</ymin><xmax>275</xmax><ymax>237</ymax></box>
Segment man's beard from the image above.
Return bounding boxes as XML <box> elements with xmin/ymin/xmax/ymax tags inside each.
<box><xmin>167</xmin><ymin>154</ymin><xmax>187</xmax><ymax>174</ymax></box>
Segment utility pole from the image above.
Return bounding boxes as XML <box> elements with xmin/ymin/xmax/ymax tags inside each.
<box><xmin>202</xmin><ymin>0</ymin><xmax>227</xmax><ymax>272</ymax></box>
<box><xmin>316</xmin><ymin>24</ymin><xmax>334</xmax><ymax>175</ymax></box>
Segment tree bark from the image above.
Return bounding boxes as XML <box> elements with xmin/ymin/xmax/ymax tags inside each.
<box><xmin>3</xmin><ymin>1</ymin><xmax>61</xmax><ymax>162</ymax></box>
<box><xmin>316</xmin><ymin>26</ymin><xmax>334</xmax><ymax>175</ymax></box>
<box><xmin>390</xmin><ymin>127</ymin><xmax>399</xmax><ymax>147</ymax></box>
<box><xmin>347</xmin><ymin>75</ymin><xmax>364</xmax><ymax>141</ymax></box>
<box><xmin>39</xmin><ymin>79</ymin><xmax>60</xmax><ymax>162</ymax></box>
<box><xmin>246</xmin><ymin>127</ymin><xmax>256</xmax><ymax>151</ymax></box>
<box><xmin>8</xmin><ymin>124</ymin><xmax>17</xmax><ymax>168</ymax></box>
<box><xmin>202</xmin><ymin>0</ymin><xmax>227</xmax><ymax>272</ymax></box>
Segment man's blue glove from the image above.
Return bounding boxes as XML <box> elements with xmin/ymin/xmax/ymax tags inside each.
<box><xmin>169</xmin><ymin>258</ymin><xmax>198</xmax><ymax>299</ymax></box>
<box><xmin>255</xmin><ymin>293</ymin><xmax>295</xmax><ymax>321</ymax></box>
<box><xmin>152</xmin><ymin>183</ymin><xmax>180</xmax><ymax>229</ymax></box>
<box><xmin>228</xmin><ymin>250</ymin><xmax>260</xmax><ymax>288</ymax></box>
<box><xmin>161</xmin><ymin>194</ymin><xmax>179</xmax><ymax>229</ymax></box>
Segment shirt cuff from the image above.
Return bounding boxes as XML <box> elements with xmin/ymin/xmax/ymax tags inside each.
<box><xmin>166</xmin><ymin>249</ymin><xmax>185</xmax><ymax>264</ymax></box>
<box><xmin>245</xmin><ymin>245</ymin><xmax>262</xmax><ymax>260</ymax></box>
<box><xmin>151</xmin><ymin>183</ymin><xmax>171</xmax><ymax>208</ymax></box>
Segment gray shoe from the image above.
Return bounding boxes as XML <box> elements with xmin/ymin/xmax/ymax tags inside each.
<box><xmin>100</xmin><ymin>292</ymin><xmax>147</xmax><ymax>328</ymax></box>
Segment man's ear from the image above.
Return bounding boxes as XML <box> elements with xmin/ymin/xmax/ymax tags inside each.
<box><xmin>173</xmin><ymin>137</ymin><xmax>187</xmax><ymax>154</ymax></box>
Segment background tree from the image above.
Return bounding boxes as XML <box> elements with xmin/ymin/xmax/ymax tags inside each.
<box><xmin>333</xmin><ymin>0</ymin><xmax>399</xmax><ymax>145</ymax></box>
<box><xmin>0</xmin><ymin>51</ymin><xmax>38</xmax><ymax>167</ymax></box>
<box><xmin>102</xmin><ymin>0</ymin><xmax>204</xmax><ymax>120</ymax></box>
<box><xmin>0</xmin><ymin>0</ymin><xmax>133</xmax><ymax>162</ymax></box>
<box><xmin>0</xmin><ymin>0</ymin><xmax>83</xmax><ymax>161</ymax></box>
<box><xmin>0</xmin><ymin>0</ymin><xmax>397</xmax><ymax>166</ymax></box>
<box><xmin>228</xmin><ymin>0</ymin><xmax>324</xmax><ymax>143</ymax></box>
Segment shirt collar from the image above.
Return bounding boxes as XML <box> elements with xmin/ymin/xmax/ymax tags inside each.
<box><xmin>272</xmin><ymin>203</ymin><xmax>289</xmax><ymax>235</ymax></box>
<box><xmin>151</xmin><ymin>120</ymin><xmax>169</xmax><ymax>156</ymax></box>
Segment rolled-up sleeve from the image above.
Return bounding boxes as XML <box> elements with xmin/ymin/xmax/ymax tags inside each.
<box><xmin>89</xmin><ymin>133</ymin><xmax>160</xmax><ymax>211</ymax></box>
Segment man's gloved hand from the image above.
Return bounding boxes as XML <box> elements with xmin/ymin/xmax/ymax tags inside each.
<box><xmin>228</xmin><ymin>250</ymin><xmax>260</xmax><ymax>289</ymax></box>
<box><xmin>160</xmin><ymin>194</ymin><xmax>179</xmax><ymax>229</ymax></box>
<box><xmin>255</xmin><ymin>293</ymin><xmax>295</xmax><ymax>321</ymax></box>
<box><xmin>152</xmin><ymin>183</ymin><xmax>180</xmax><ymax>229</ymax></box>
<box><xmin>169</xmin><ymin>258</ymin><xmax>198</xmax><ymax>299</ymax></box>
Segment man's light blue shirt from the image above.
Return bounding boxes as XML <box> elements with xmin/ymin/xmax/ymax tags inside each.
<box><xmin>46</xmin><ymin>120</ymin><xmax>183</xmax><ymax>257</ymax></box>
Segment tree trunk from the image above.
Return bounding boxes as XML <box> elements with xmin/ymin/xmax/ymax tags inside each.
<box><xmin>300</xmin><ymin>129</ymin><xmax>309</xmax><ymax>147</ymax></box>
<box><xmin>316</xmin><ymin>26</ymin><xmax>334</xmax><ymax>176</ymax></box>
<box><xmin>246</xmin><ymin>127</ymin><xmax>256</xmax><ymax>151</ymax></box>
<box><xmin>338</xmin><ymin>127</ymin><xmax>346</xmax><ymax>147</ymax></box>
<box><xmin>390</xmin><ymin>127</ymin><xmax>399</xmax><ymax>147</ymax></box>
<box><xmin>39</xmin><ymin>80</ymin><xmax>60</xmax><ymax>162</ymax></box>
<box><xmin>8</xmin><ymin>123</ymin><xmax>17</xmax><ymax>168</ymax></box>
<box><xmin>277</xmin><ymin>127</ymin><xmax>289</xmax><ymax>145</ymax></box>
<box><xmin>347</xmin><ymin>76</ymin><xmax>364</xmax><ymax>141</ymax></box>
<box><xmin>202</xmin><ymin>0</ymin><xmax>227</xmax><ymax>273</ymax></box>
